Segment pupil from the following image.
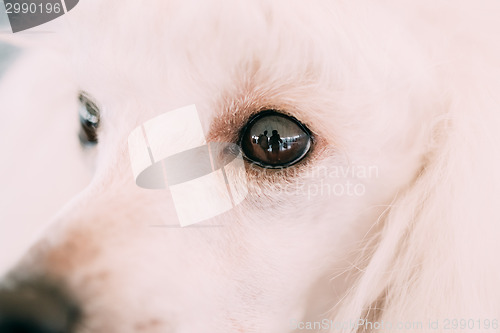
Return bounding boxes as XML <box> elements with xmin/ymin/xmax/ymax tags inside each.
<box><xmin>242</xmin><ymin>112</ymin><xmax>311</xmax><ymax>167</ymax></box>
<box><xmin>254</xmin><ymin>130</ymin><xmax>283</xmax><ymax>153</ymax></box>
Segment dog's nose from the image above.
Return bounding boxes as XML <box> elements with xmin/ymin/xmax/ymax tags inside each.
<box><xmin>0</xmin><ymin>279</ymin><xmax>80</xmax><ymax>333</ymax></box>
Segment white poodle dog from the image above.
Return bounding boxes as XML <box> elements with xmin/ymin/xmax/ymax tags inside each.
<box><xmin>0</xmin><ymin>0</ymin><xmax>499</xmax><ymax>332</ymax></box>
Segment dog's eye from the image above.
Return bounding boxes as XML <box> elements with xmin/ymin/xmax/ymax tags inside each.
<box><xmin>240</xmin><ymin>111</ymin><xmax>312</xmax><ymax>168</ymax></box>
<box><xmin>78</xmin><ymin>92</ymin><xmax>100</xmax><ymax>145</ymax></box>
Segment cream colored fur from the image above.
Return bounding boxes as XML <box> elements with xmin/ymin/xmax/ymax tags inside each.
<box><xmin>0</xmin><ymin>0</ymin><xmax>499</xmax><ymax>332</ymax></box>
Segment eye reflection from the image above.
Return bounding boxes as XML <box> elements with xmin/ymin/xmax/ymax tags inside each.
<box><xmin>241</xmin><ymin>111</ymin><xmax>312</xmax><ymax>167</ymax></box>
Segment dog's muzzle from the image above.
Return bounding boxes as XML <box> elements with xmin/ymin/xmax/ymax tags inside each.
<box><xmin>0</xmin><ymin>279</ymin><xmax>80</xmax><ymax>333</ymax></box>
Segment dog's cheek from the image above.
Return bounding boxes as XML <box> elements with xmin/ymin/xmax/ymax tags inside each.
<box><xmin>15</xmin><ymin>212</ymin><xmax>306</xmax><ymax>331</ymax></box>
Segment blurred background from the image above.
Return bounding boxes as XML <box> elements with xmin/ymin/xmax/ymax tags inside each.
<box><xmin>0</xmin><ymin>2</ymin><xmax>26</xmax><ymax>276</ymax></box>
<box><xmin>0</xmin><ymin>5</ymin><xmax>20</xmax><ymax>75</ymax></box>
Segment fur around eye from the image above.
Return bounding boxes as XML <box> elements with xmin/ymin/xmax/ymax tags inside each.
<box><xmin>240</xmin><ymin>111</ymin><xmax>312</xmax><ymax>168</ymax></box>
<box><xmin>78</xmin><ymin>92</ymin><xmax>100</xmax><ymax>145</ymax></box>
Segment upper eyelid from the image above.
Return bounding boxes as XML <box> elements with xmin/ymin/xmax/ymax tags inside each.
<box><xmin>206</xmin><ymin>104</ymin><xmax>301</xmax><ymax>143</ymax></box>
<box><xmin>238</xmin><ymin>109</ymin><xmax>314</xmax><ymax>142</ymax></box>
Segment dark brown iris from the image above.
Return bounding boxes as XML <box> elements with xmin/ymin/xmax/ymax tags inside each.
<box><xmin>241</xmin><ymin>111</ymin><xmax>312</xmax><ymax>168</ymax></box>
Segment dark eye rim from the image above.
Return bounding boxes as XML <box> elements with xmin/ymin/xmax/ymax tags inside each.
<box><xmin>78</xmin><ymin>91</ymin><xmax>100</xmax><ymax>145</ymax></box>
<box><xmin>238</xmin><ymin>110</ymin><xmax>313</xmax><ymax>168</ymax></box>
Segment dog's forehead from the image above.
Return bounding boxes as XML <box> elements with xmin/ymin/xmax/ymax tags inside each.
<box><xmin>64</xmin><ymin>0</ymin><xmax>432</xmax><ymax>144</ymax></box>
<box><xmin>70</xmin><ymin>0</ymin><xmax>335</xmax><ymax>58</ymax></box>
<box><xmin>67</xmin><ymin>0</ymin><xmax>360</xmax><ymax>99</ymax></box>
<box><xmin>63</xmin><ymin>1</ymin><xmax>349</xmax><ymax>135</ymax></box>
